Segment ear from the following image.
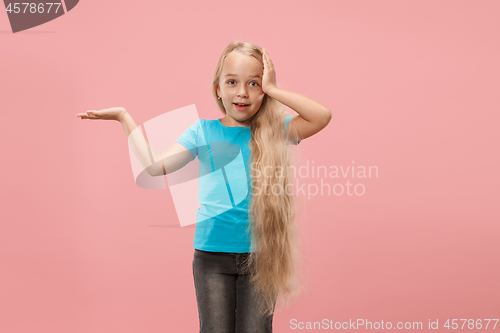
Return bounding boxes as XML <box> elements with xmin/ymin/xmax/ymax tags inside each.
<box><xmin>216</xmin><ymin>86</ymin><xmax>220</xmax><ymax>97</ymax></box>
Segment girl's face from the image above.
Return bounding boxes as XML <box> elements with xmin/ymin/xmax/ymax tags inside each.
<box><xmin>217</xmin><ymin>51</ymin><xmax>265</xmax><ymax>127</ymax></box>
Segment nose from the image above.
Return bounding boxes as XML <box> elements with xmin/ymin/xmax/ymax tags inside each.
<box><xmin>237</xmin><ymin>85</ymin><xmax>248</xmax><ymax>98</ymax></box>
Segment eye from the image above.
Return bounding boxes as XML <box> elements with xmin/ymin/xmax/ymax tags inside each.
<box><xmin>227</xmin><ymin>79</ymin><xmax>236</xmax><ymax>85</ymax></box>
<box><xmin>250</xmin><ymin>82</ymin><xmax>259</xmax><ymax>87</ymax></box>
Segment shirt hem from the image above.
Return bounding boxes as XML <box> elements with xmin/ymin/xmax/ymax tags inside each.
<box><xmin>193</xmin><ymin>243</ymin><xmax>253</xmax><ymax>253</ymax></box>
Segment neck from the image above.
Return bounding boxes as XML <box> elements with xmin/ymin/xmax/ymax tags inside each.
<box><xmin>220</xmin><ymin>116</ymin><xmax>250</xmax><ymax>127</ymax></box>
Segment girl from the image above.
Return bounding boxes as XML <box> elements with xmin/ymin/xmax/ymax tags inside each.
<box><xmin>77</xmin><ymin>40</ymin><xmax>331</xmax><ymax>333</ymax></box>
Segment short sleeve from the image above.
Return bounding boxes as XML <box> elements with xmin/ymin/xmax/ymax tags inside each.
<box><xmin>175</xmin><ymin>119</ymin><xmax>200</xmax><ymax>161</ymax></box>
<box><xmin>284</xmin><ymin>115</ymin><xmax>301</xmax><ymax>145</ymax></box>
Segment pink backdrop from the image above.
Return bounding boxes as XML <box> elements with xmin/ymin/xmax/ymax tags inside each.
<box><xmin>1</xmin><ymin>0</ymin><xmax>499</xmax><ymax>332</ymax></box>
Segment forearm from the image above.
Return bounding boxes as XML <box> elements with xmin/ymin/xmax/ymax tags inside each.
<box><xmin>266</xmin><ymin>86</ymin><xmax>331</xmax><ymax>122</ymax></box>
<box><xmin>119</xmin><ymin>111</ymin><xmax>163</xmax><ymax>177</ymax></box>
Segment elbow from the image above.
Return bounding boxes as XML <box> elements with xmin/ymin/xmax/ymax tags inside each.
<box><xmin>321</xmin><ymin>108</ymin><xmax>332</xmax><ymax>125</ymax></box>
<box><xmin>148</xmin><ymin>170</ymin><xmax>160</xmax><ymax>178</ymax></box>
<box><xmin>145</xmin><ymin>164</ymin><xmax>162</xmax><ymax>178</ymax></box>
<box><xmin>145</xmin><ymin>167</ymin><xmax>156</xmax><ymax>178</ymax></box>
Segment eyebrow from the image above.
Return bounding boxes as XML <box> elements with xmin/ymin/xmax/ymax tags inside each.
<box><xmin>224</xmin><ymin>74</ymin><xmax>261</xmax><ymax>79</ymax></box>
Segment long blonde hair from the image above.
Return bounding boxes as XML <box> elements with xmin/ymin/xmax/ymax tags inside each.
<box><xmin>212</xmin><ymin>40</ymin><xmax>306</xmax><ymax>316</ymax></box>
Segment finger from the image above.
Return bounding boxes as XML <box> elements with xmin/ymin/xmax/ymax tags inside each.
<box><xmin>268</xmin><ymin>58</ymin><xmax>275</xmax><ymax>70</ymax></box>
<box><xmin>265</xmin><ymin>55</ymin><xmax>273</xmax><ymax>68</ymax></box>
<box><xmin>85</xmin><ymin>111</ymin><xmax>96</xmax><ymax>119</ymax></box>
<box><xmin>264</xmin><ymin>56</ymin><xmax>270</xmax><ymax>69</ymax></box>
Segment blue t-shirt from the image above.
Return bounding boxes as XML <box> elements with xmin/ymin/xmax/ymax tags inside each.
<box><xmin>175</xmin><ymin>115</ymin><xmax>300</xmax><ymax>253</ymax></box>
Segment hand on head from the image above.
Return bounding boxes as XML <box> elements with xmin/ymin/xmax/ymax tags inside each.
<box><xmin>261</xmin><ymin>48</ymin><xmax>278</xmax><ymax>94</ymax></box>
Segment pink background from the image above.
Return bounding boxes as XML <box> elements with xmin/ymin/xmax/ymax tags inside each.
<box><xmin>1</xmin><ymin>0</ymin><xmax>499</xmax><ymax>332</ymax></box>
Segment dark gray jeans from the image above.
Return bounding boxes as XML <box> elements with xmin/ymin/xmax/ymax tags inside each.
<box><xmin>192</xmin><ymin>249</ymin><xmax>275</xmax><ymax>333</ymax></box>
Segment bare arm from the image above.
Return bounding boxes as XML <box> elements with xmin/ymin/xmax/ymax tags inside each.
<box><xmin>77</xmin><ymin>107</ymin><xmax>195</xmax><ymax>177</ymax></box>
<box><xmin>261</xmin><ymin>49</ymin><xmax>332</xmax><ymax>142</ymax></box>
<box><xmin>266</xmin><ymin>87</ymin><xmax>331</xmax><ymax>142</ymax></box>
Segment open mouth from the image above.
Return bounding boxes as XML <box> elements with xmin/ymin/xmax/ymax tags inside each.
<box><xmin>233</xmin><ymin>103</ymin><xmax>250</xmax><ymax>111</ymax></box>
